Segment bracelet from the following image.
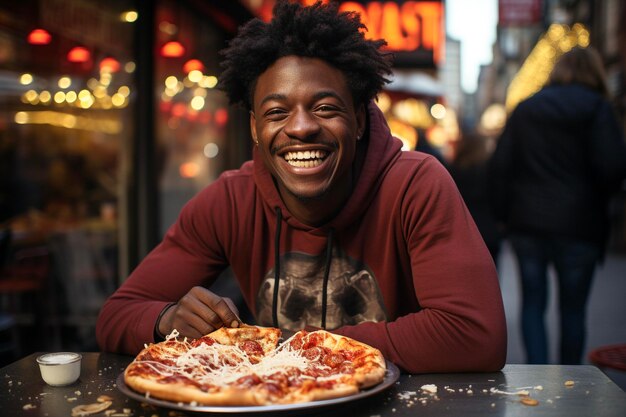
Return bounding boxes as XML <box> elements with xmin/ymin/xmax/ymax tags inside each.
<box><xmin>154</xmin><ymin>302</ymin><xmax>177</xmax><ymax>341</ymax></box>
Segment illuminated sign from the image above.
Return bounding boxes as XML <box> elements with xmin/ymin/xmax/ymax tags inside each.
<box><xmin>244</xmin><ymin>1</ymin><xmax>444</xmax><ymax>69</ymax></box>
<box><xmin>339</xmin><ymin>1</ymin><xmax>444</xmax><ymax>68</ymax></box>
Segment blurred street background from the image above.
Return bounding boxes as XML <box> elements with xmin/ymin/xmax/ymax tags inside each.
<box><xmin>1</xmin><ymin>0</ymin><xmax>625</xmax><ymax>388</ymax></box>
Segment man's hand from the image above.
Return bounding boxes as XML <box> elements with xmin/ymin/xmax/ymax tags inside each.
<box><xmin>157</xmin><ymin>286</ymin><xmax>241</xmax><ymax>339</ymax></box>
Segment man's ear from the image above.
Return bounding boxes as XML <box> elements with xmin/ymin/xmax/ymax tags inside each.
<box><xmin>249</xmin><ymin>111</ymin><xmax>258</xmax><ymax>145</ymax></box>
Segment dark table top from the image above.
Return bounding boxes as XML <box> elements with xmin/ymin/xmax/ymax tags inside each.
<box><xmin>1</xmin><ymin>352</ymin><xmax>625</xmax><ymax>416</ymax></box>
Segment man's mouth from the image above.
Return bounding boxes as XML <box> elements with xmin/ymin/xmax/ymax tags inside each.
<box><xmin>282</xmin><ymin>150</ymin><xmax>329</xmax><ymax>168</ymax></box>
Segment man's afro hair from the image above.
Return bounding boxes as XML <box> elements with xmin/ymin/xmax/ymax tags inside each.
<box><xmin>218</xmin><ymin>0</ymin><xmax>393</xmax><ymax>110</ymax></box>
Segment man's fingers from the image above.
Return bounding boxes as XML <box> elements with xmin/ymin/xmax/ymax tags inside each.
<box><xmin>210</xmin><ymin>297</ymin><xmax>241</xmax><ymax>328</ymax></box>
<box><xmin>167</xmin><ymin>303</ymin><xmax>212</xmax><ymax>338</ymax></box>
<box><xmin>190</xmin><ymin>287</ymin><xmax>241</xmax><ymax>329</ymax></box>
<box><xmin>223</xmin><ymin>297</ymin><xmax>241</xmax><ymax>327</ymax></box>
<box><xmin>185</xmin><ymin>310</ymin><xmax>219</xmax><ymax>337</ymax></box>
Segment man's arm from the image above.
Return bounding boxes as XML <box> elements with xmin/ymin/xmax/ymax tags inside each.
<box><xmin>96</xmin><ymin>184</ymin><xmax>234</xmax><ymax>354</ymax></box>
<box><xmin>334</xmin><ymin>158</ymin><xmax>507</xmax><ymax>373</ymax></box>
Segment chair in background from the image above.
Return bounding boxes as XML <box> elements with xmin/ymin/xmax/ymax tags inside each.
<box><xmin>588</xmin><ymin>344</ymin><xmax>626</xmax><ymax>391</ymax></box>
<box><xmin>589</xmin><ymin>344</ymin><xmax>626</xmax><ymax>371</ymax></box>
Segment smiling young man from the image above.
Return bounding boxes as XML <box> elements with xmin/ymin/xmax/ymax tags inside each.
<box><xmin>97</xmin><ymin>1</ymin><xmax>506</xmax><ymax>373</ymax></box>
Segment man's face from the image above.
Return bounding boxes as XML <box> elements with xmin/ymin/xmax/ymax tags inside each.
<box><xmin>250</xmin><ymin>56</ymin><xmax>365</xmax><ymax>202</ymax></box>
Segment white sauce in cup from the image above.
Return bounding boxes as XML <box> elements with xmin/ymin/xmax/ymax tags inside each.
<box><xmin>36</xmin><ymin>352</ymin><xmax>82</xmax><ymax>386</ymax></box>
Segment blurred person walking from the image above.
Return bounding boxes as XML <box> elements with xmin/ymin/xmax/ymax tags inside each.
<box><xmin>449</xmin><ymin>133</ymin><xmax>502</xmax><ymax>266</ymax></box>
<box><xmin>489</xmin><ymin>46</ymin><xmax>626</xmax><ymax>364</ymax></box>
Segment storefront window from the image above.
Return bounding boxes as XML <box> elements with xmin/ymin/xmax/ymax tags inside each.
<box><xmin>155</xmin><ymin>1</ymin><xmax>251</xmax><ymax>234</ymax></box>
<box><xmin>0</xmin><ymin>0</ymin><xmax>254</xmax><ymax>362</ymax></box>
<box><xmin>0</xmin><ymin>0</ymin><xmax>135</xmax><ymax>356</ymax></box>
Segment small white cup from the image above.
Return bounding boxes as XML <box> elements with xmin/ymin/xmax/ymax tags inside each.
<box><xmin>36</xmin><ymin>352</ymin><xmax>82</xmax><ymax>386</ymax></box>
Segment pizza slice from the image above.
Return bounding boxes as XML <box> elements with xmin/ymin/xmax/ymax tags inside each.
<box><xmin>285</xmin><ymin>330</ymin><xmax>386</xmax><ymax>389</ymax></box>
<box><xmin>207</xmin><ymin>324</ymin><xmax>281</xmax><ymax>363</ymax></box>
<box><xmin>324</xmin><ymin>332</ymin><xmax>387</xmax><ymax>388</ymax></box>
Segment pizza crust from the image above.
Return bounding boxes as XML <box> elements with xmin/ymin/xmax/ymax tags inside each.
<box><xmin>278</xmin><ymin>382</ymin><xmax>359</xmax><ymax>403</ymax></box>
<box><xmin>124</xmin><ymin>372</ymin><xmax>266</xmax><ymax>405</ymax></box>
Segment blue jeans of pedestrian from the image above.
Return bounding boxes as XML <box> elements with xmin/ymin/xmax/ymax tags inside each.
<box><xmin>510</xmin><ymin>234</ymin><xmax>601</xmax><ymax>365</ymax></box>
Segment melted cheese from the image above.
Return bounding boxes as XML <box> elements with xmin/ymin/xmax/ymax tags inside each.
<box><xmin>133</xmin><ymin>332</ymin><xmax>345</xmax><ymax>387</ymax></box>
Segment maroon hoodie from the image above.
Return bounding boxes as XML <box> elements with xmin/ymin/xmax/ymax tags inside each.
<box><xmin>96</xmin><ymin>103</ymin><xmax>507</xmax><ymax>373</ymax></box>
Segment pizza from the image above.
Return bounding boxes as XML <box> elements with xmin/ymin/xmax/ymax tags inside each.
<box><xmin>123</xmin><ymin>324</ymin><xmax>387</xmax><ymax>406</ymax></box>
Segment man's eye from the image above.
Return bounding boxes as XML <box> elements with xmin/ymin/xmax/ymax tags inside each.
<box><xmin>315</xmin><ymin>105</ymin><xmax>340</xmax><ymax>115</ymax></box>
<box><xmin>265</xmin><ymin>109</ymin><xmax>287</xmax><ymax>118</ymax></box>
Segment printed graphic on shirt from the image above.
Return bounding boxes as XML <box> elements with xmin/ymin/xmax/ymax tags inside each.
<box><xmin>255</xmin><ymin>250</ymin><xmax>387</xmax><ymax>330</ymax></box>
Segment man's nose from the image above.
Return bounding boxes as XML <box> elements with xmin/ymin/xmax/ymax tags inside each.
<box><xmin>283</xmin><ymin>108</ymin><xmax>321</xmax><ymax>141</ymax></box>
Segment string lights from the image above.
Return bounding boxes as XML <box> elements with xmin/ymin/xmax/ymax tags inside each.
<box><xmin>505</xmin><ymin>23</ymin><xmax>590</xmax><ymax>112</ymax></box>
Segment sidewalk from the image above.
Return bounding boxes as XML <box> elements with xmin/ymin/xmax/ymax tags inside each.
<box><xmin>498</xmin><ymin>241</ymin><xmax>626</xmax><ymax>390</ymax></box>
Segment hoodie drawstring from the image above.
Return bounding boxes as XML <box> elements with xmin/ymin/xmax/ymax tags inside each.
<box><xmin>272</xmin><ymin>207</ymin><xmax>282</xmax><ymax>328</ymax></box>
<box><xmin>320</xmin><ymin>228</ymin><xmax>334</xmax><ymax>329</ymax></box>
<box><xmin>271</xmin><ymin>207</ymin><xmax>334</xmax><ymax>330</ymax></box>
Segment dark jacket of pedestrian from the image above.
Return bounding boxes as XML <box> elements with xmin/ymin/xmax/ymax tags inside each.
<box><xmin>489</xmin><ymin>80</ymin><xmax>626</xmax><ymax>255</ymax></box>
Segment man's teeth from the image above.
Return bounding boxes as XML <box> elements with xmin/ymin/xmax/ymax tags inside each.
<box><xmin>283</xmin><ymin>150</ymin><xmax>328</xmax><ymax>168</ymax></box>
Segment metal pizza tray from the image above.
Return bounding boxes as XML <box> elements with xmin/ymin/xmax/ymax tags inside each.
<box><xmin>116</xmin><ymin>360</ymin><xmax>400</xmax><ymax>414</ymax></box>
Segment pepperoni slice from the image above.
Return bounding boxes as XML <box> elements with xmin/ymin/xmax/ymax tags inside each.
<box><xmin>190</xmin><ymin>336</ymin><xmax>216</xmax><ymax>348</ymax></box>
<box><xmin>239</xmin><ymin>340</ymin><xmax>264</xmax><ymax>357</ymax></box>
<box><xmin>323</xmin><ymin>352</ymin><xmax>345</xmax><ymax>368</ymax></box>
<box><xmin>302</xmin><ymin>346</ymin><xmax>324</xmax><ymax>361</ymax></box>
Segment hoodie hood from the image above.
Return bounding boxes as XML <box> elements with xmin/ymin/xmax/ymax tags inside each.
<box><xmin>253</xmin><ymin>101</ymin><xmax>404</xmax><ymax>232</ymax></box>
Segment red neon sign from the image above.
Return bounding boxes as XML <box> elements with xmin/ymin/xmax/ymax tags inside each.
<box><xmin>339</xmin><ymin>1</ymin><xmax>444</xmax><ymax>66</ymax></box>
<box><xmin>244</xmin><ymin>1</ymin><xmax>444</xmax><ymax>68</ymax></box>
